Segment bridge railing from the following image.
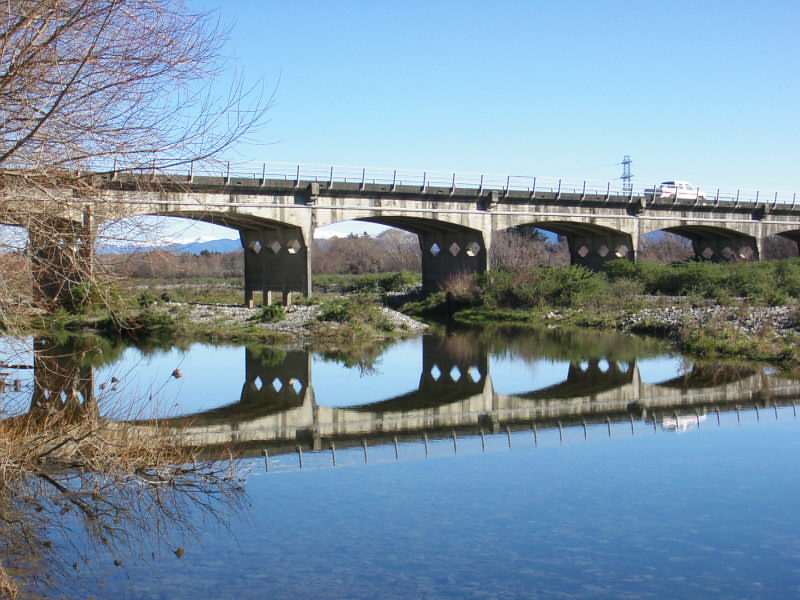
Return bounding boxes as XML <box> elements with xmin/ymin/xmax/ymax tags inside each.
<box><xmin>108</xmin><ymin>160</ymin><xmax>800</xmax><ymax>206</ymax></box>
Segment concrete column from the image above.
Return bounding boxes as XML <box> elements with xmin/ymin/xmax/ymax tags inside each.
<box><xmin>240</xmin><ymin>225</ymin><xmax>312</xmax><ymax>306</ymax></box>
<box><xmin>567</xmin><ymin>232</ymin><xmax>635</xmax><ymax>270</ymax></box>
<box><xmin>239</xmin><ymin>347</ymin><xmax>310</xmax><ymax>408</ymax></box>
<box><xmin>28</xmin><ymin>218</ymin><xmax>96</xmax><ymax>310</ymax></box>
<box><xmin>30</xmin><ymin>337</ymin><xmax>96</xmax><ymax>423</ymax></box>
<box><xmin>417</xmin><ymin>334</ymin><xmax>488</xmax><ymax>405</ymax></box>
<box><xmin>418</xmin><ymin>229</ymin><xmax>488</xmax><ymax>292</ymax></box>
<box><xmin>691</xmin><ymin>234</ymin><xmax>760</xmax><ymax>262</ymax></box>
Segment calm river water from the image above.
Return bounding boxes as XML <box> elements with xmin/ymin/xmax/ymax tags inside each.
<box><xmin>5</xmin><ymin>326</ymin><xmax>800</xmax><ymax>599</ymax></box>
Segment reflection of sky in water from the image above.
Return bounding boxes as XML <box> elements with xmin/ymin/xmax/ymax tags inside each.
<box><xmin>0</xmin><ymin>338</ymin><xmax>700</xmax><ymax>419</ymax></box>
<box><xmin>490</xmin><ymin>355</ymin><xmax>571</xmax><ymax>395</ymax></box>
<box><xmin>0</xmin><ymin>337</ymin><xmax>34</xmax><ymax>416</ymax></box>
<box><xmin>95</xmin><ymin>344</ymin><xmax>245</xmax><ymax>418</ymax></box>
<box><xmin>312</xmin><ymin>337</ymin><xmax>422</xmax><ymax>407</ymax></box>
<box><xmin>637</xmin><ymin>355</ymin><xmax>689</xmax><ymax>384</ymax></box>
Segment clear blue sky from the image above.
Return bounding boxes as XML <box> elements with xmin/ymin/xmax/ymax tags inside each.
<box><xmin>179</xmin><ymin>0</ymin><xmax>800</xmax><ymax>239</ymax></box>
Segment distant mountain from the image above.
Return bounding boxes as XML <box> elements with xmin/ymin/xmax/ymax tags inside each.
<box><xmin>98</xmin><ymin>229</ymin><xmax>415</xmax><ymax>255</ymax></box>
<box><xmin>162</xmin><ymin>238</ymin><xmax>242</xmax><ymax>255</ymax></box>
<box><xmin>99</xmin><ymin>237</ymin><xmax>241</xmax><ymax>255</ymax></box>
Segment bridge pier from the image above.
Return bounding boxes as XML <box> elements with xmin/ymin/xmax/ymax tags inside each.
<box><xmin>240</xmin><ymin>348</ymin><xmax>312</xmax><ymax>410</ymax></box>
<box><xmin>30</xmin><ymin>337</ymin><xmax>96</xmax><ymax>423</ymax></box>
<box><xmin>567</xmin><ymin>231</ymin><xmax>636</xmax><ymax>269</ymax></box>
<box><xmin>28</xmin><ymin>216</ymin><xmax>96</xmax><ymax>310</ymax></box>
<box><xmin>240</xmin><ymin>226</ymin><xmax>312</xmax><ymax>306</ymax></box>
<box><xmin>690</xmin><ymin>234</ymin><xmax>761</xmax><ymax>262</ymax></box>
<box><xmin>418</xmin><ymin>229</ymin><xmax>488</xmax><ymax>292</ymax></box>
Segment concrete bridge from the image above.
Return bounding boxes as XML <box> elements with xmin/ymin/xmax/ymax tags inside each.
<box><xmin>13</xmin><ymin>163</ymin><xmax>800</xmax><ymax>303</ymax></box>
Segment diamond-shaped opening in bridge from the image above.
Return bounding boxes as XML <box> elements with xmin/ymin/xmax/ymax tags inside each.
<box><xmin>59</xmin><ymin>390</ymin><xmax>67</xmax><ymax>402</ymax></box>
<box><xmin>615</xmin><ymin>244</ymin><xmax>630</xmax><ymax>258</ymax></box>
<box><xmin>739</xmin><ymin>246</ymin><xmax>754</xmax><ymax>260</ymax></box>
<box><xmin>271</xmin><ymin>377</ymin><xmax>283</xmax><ymax>393</ymax></box>
<box><xmin>722</xmin><ymin>247</ymin><xmax>736</xmax><ymax>260</ymax></box>
<box><xmin>449</xmin><ymin>366</ymin><xmax>462</xmax><ymax>382</ymax></box>
<box><xmin>617</xmin><ymin>362</ymin><xmax>630</xmax><ymax>374</ymax></box>
<box><xmin>289</xmin><ymin>378</ymin><xmax>303</xmax><ymax>395</ymax></box>
<box><xmin>287</xmin><ymin>239</ymin><xmax>302</xmax><ymax>255</ymax></box>
<box><xmin>253</xmin><ymin>376</ymin><xmax>263</xmax><ymax>391</ymax></box>
<box><xmin>466</xmin><ymin>242</ymin><xmax>481</xmax><ymax>257</ymax></box>
<box><xmin>268</xmin><ymin>240</ymin><xmax>281</xmax><ymax>254</ymax></box>
<box><xmin>598</xmin><ymin>359</ymin><xmax>610</xmax><ymax>373</ymax></box>
<box><xmin>43</xmin><ymin>389</ymin><xmax>51</xmax><ymax>400</ymax></box>
<box><xmin>467</xmin><ymin>366</ymin><xmax>482</xmax><ymax>383</ymax></box>
<box><xmin>598</xmin><ymin>244</ymin><xmax>609</xmax><ymax>258</ymax></box>
<box><xmin>75</xmin><ymin>391</ymin><xmax>85</xmax><ymax>403</ymax></box>
<box><xmin>430</xmin><ymin>364</ymin><xmax>442</xmax><ymax>381</ymax></box>
<box><xmin>579</xmin><ymin>360</ymin><xmax>590</xmax><ymax>372</ymax></box>
<box><xmin>429</xmin><ymin>243</ymin><xmax>441</xmax><ymax>257</ymax></box>
<box><xmin>249</xmin><ymin>240</ymin><xmax>262</xmax><ymax>255</ymax></box>
<box><xmin>449</xmin><ymin>242</ymin><xmax>461</xmax><ymax>257</ymax></box>
<box><xmin>701</xmin><ymin>247</ymin><xmax>715</xmax><ymax>259</ymax></box>
<box><xmin>577</xmin><ymin>246</ymin><xmax>589</xmax><ymax>258</ymax></box>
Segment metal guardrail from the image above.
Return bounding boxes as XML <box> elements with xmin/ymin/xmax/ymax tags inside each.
<box><xmin>105</xmin><ymin>160</ymin><xmax>800</xmax><ymax>207</ymax></box>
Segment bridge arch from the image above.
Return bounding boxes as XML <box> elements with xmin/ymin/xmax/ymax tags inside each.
<box><xmin>772</xmin><ymin>228</ymin><xmax>800</xmax><ymax>255</ymax></box>
<box><xmin>318</xmin><ymin>215</ymin><xmax>488</xmax><ymax>292</ymax></box>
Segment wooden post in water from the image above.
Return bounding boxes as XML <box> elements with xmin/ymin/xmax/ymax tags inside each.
<box><xmin>296</xmin><ymin>445</ymin><xmax>303</xmax><ymax>470</ymax></box>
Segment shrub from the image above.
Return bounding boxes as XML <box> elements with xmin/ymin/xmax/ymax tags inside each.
<box><xmin>258</xmin><ymin>305</ymin><xmax>286</xmax><ymax>323</ymax></box>
<box><xmin>316</xmin><ymin>296</ymin><xmax>392</xmax><ymax>331</ymax></box>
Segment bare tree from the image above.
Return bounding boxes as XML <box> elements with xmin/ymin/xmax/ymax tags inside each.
<box><xmin>491</xmin><ymin>229</ymin><xmax>569</xmax><ymax>270</ymax></box>
<box><xmin>0</xmin><ymin>0</ymin><xmax>266</xmax><ymax>171</ymax></box>
<box><xmin>0</xmin><ymin>0</ymin><xmax>270</xmax><ymax>313</ymax></box>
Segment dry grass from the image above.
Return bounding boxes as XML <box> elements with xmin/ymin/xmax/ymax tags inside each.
<box><xmin>0</xmin><ymin>409</ymin><xmax>242</xmax><ymax>598</ymax></box>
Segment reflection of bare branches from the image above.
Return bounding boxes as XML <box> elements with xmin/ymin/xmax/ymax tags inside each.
<box><xmin>0</xmin><ymin>410</ymin><xmax>244</xmax><ymax>599</ymax></box>
<box><xmin>316</xmin><ymin>337</ymin><xmax>397</xmax><ymax>375</ymax></box>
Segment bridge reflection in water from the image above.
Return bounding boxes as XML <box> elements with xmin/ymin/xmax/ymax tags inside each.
<box><xmin>129</xmin><ymin>335</ymin><xmax>800</xmax><ymax>464</ymax></box>
<box><xmin>14</xmin><ymin>334</ymin><xmax>800</xmax><ymax>467</ymax></box>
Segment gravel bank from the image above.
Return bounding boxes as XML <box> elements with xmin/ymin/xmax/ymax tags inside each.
<box><xmin>622</xmin><ymin>304</ymin><xmax>797</xmax><ymax>338</ymax></box>
<box><xmin>174</xmin><ymin>302</ymin><xmax>428</xmax><ymax>337</ymax></box>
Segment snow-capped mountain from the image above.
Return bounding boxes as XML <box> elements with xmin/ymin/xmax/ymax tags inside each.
<box><xmin>99</xmin><ymin>236</ymin><xmax>241</xmax><ymax>255</ymax></box>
